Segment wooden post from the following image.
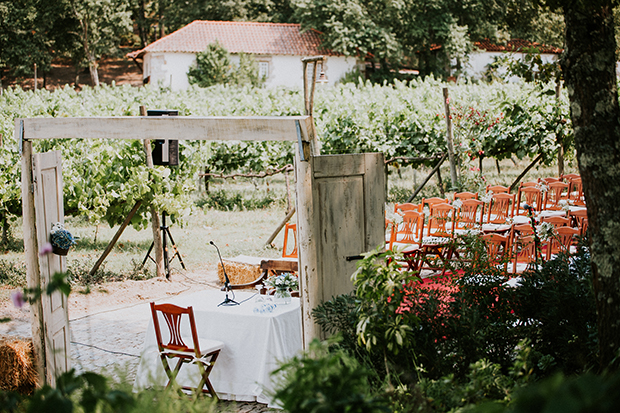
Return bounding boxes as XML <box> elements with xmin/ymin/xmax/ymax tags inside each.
<box><xmin>21</xmin><ymin>139</ymin><xmax>46</xmax><ymax>385</ymax></box>
<box><xmin>407</xmin><ymin>153</ymin><xmax>448</xmax><ymax>203</ymax></box>
<box><xmin>264</xmin><ymin>206</ymin><xmax>296</xmax><ymax>247</ymax></box>
<box><xmin>89</xmin><ymin>201</ymin><xmax>142</xmax><ymax>276</ymax></box>
<box><xmin>442</xmin><ymin>87</ymin><xmax>458</xmax><ymax>190</ymax></box>
<box><xmin>509</xmin><ymin>153</ymin><xmax>544</xmax><ymax>192</ymax></box>
<box><xmin>140</xmin><ymin>105</ymin><xmax>165</xmax><ymax>279</ymax></box>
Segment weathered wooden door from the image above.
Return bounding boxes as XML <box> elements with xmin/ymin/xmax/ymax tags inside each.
<box><xmin>296</xmin><ymin>152</ymin><xmax>385</xmax><ymax>346</ymax></box>
<box><xmin>32</xmin><ymin>150</ymin><xmax>71</xmax><ymax>385</ymax></box>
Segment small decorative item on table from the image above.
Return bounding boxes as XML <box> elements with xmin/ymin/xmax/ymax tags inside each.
<box><xmin>265</xmin><ymin>272</ymin><xmax>298</xmax><ymax>305</ymax></box>
<box><xmin>49</xmin><ymin>222</ymin><xmax>76</xmax><ymax>256</ymax></box>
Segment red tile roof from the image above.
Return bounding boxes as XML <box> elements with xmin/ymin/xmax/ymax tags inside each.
<box><xmin>474</xmin><ymin>39</ymin><xmax>563</xmax><ymax>54</ymax></box>
<box><xmin>127</xmin><ymin>20</ymin><xmax>342</xmax><ymax>59</ymax></box>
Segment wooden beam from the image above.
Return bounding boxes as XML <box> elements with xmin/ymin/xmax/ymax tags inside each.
<box><xmin>264</xmin><ymin>207</ymin><xmax>296</xmax><ymax>247</ymax></box>
<box><xmin>510</xmin><ymin>154</ymin><xmax>544</xmax><ymax>192</ymax></box>
<box><xmin>15</xmin><ymin>116</ymin><xmax>312</xmax><ymax>142</ymax></box>
<box><xmin>407</xmin><ymin>153</ymin><xmax>448</xmax><ymax>203</ymax></box>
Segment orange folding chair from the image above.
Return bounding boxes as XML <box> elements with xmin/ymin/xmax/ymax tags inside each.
<box><xmin>543</xmin><ymin>181</ymin><xmax>569</xmax><ymax>210</ymax></box>
<box><xmin>394</xmin><ymin>202</ymin><xmax>422</xmax><ymax>214</ymax></box>
<box><xmin>453</xmin><ymin>191</ymin><xmax>478</xmax><ymax>201</ymax></box>
<box><xmin>515</xmin><ymin>186</ymin><xmax>543</xmax><ymax>215</ymax></box>
<box><xmin>486</xmin><ymin>193</ymin><xmax>516</xmax><ymax>224</ymax></box>
<box><xmin>282</xmin><ymin>223</ymin><xmax>298</xmax><ymax>258</ymax></box>
<box><xmin>426</xmin><ymin>203</ymin><xmax>457</xmax><ymax>238</ymax></box>
<box><xmin>486</xmin><ymin>184</ymin><xmax>509</xmax><ymax>194</ymax></box>
<box><xmin>511</xmin><ymin>235</ymin><xmax>539</xmax><ymax>274</ymax></box>
<box><xmin>541</xmin><ymin>215</ymin><xmax>570</xmax><ymax>228</ymax></box>
<box><xmin>567</xmin><ymin>177</ymin><xmax>585</xmax><ymax>206</ymax></box>
<box><xmin>389</xmin><ymin>210</ymin><xmax>425</xmax><ymax>271</ymax></box>
<box><xmin>455</xmin><ymin>199</ymin><xmax>484</xmax><ymax>230</ymax></box>
<box><xmin>150</xmin><ymin>302</ymin><xmax>223</xmax><ymax>398</ymax></box>
<box><xmin>482</xmin><ymin>233</ymin><xmax>511</xmax><ymax>272</ymax></box>
<box><xmin>546</xmin><ymin>226</ymin><xmax>579</xmax><ymax>259</ymax></box>
<box><xmin>569</xmin><ymin>209</ymin><xmax>588</xmax><ymax>236</ymax></box>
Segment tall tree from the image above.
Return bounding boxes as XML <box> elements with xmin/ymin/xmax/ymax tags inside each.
<box><xmin>557</xmin><ymin>0</ymin><xmax>620</xmax><ymax>371</ymax></box>
<box><xmin>68</xmin><ymin>0</ymin><xmax>132</xmax><ymax>86</ymax></box>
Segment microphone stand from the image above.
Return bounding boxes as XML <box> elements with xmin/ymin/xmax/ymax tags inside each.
<box><xmin>210</xmin><ymin>241</ymin><xmax>239</xmax><ymax>306</ymax></box>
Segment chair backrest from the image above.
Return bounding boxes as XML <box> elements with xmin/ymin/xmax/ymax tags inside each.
<box><xmin>561</xmin><ymin>173</ymin><xmax>580</xmax><ymax>182</ymax></box>
<box><xmin>539</xmin><ymin>177</ymin><xmax>561</xmax><ymax>185</ymax></box>
<box><xmin>421</xmin><ymin>197</ymin><xmax>449</xmax><ymax>211</ymax></box>
<box><xmin>541</xmin><ymin>215</ymin><xmax>570</xmax><ymax>228</ymax></box>
<box><xmin>486</xmin><ymin>185</ymin><xmax>509</xmax><ymax>194</ymax></box>
<box><xmin>547</xmin><ymin>226</ymin><xmax>579</xmax><ymax>258</ymax></box>
<box><xmin>510</xmin><ymin>223</ymin><xmax>534</xmax><ymax>245</ymax></box>
<box><xmin>519</xmin><ymin>181</ymin><xmax>538</xmax><ymax>188</ymax></box>
<box><xmin>389</xmin><ymin>210</ymin><xmax>424</xmax><ymax>250</ymax></box>
<box><xmin>482</xmin><ymin>233</ymin><xmax>510</xmax><ymax>270</ymax></box>
<box><xmin>427</xmin><ymin>203</ymin><xmax>456</xmax><ymax>237</ymax></box>
<box><xmin>394</xmin><ymin>202</ymin><xmax>421</xmax><ymax>214</ymax></box>
<box><xmin>567</xmin><ymin>177</ymin><xmax>585</xmax><ymax>205</ymax></box>
<box><xmin>150</xmin><ymin>302</ymin><xmax>201</xmax><ymax>358</ymax></box>
<box><xmin>543</xmin><ymin>181</ymin><xmax>569</xmax><ymax>210</ymax></box>
<box><xmin>487</xmin><ymin>193</ymin><xmax>516</xmax><ymax>224</ymax></box>
<box><xmin>455</xmin><ymin>198</ymin><xmax>484</xmax><ymax>229</ymax></box>
<box><xmin>569</xmin><ymin>209</ymin><xmax>588</xmax><ymax>234</ymax></box>
<box><xmin>282</xmin><ymin>223</ymin><xmax>298</xmax><ymax>258</ymax></box>
<box><xmin>516</xmin><ymin>186</ymin><xmax>543</xmax><ymax>215</ymax></box>
<box><xmin>454</xmin><ymin>191</ymin><xmax>478</xmax><ymax>201</ymax></box>
<box><xmin>512</xmin><ymin>235</ymin><xmax>538</xmax><ymax>274</ymax></box>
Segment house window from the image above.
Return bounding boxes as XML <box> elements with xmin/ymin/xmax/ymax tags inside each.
<box><xmin>259</xmin><ymin>62</ymin><xmax>269</xmax><ymax>79</ymax></box>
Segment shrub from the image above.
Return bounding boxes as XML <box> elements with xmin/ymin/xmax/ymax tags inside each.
<box><xmin>187</xmin><ymin>42</ymin><xmax>264</xmax><ymax>88</ymax></box>
<box><xmin>0</xmin><ymin>260</ymin><xmax>27</xmax><ymax>287</ymax></box>
<box><xmin>196</xmin><ymin>188</ymin><xmax>280</xmax><ymax>210</ymax></box>
<box><xmin>271</xmin><ymin>338</ymin><xmax>390</xmax><ymax>413</ymax></box>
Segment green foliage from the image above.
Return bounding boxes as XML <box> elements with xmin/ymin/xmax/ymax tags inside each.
<box><xmin>313</xmin><ymin>292</ymin><xmax>359</xmax><ymax>351</ymax></box>
<box><xmin>188</xmin><ymin>42</ymin><xmax>231</xmax><ymax>87</ymax></box>
<box><xmin>196</xmin><ymin>188</ymin><xmax>280</xmax><ymax>211</ymax></box>
<box><xmin>0</xmin><ymin>79</ymin><xmax>571</xmax><ymax>236</ymax></box>
<box><xmin>352</xmin><ymin>247</ymin><xmax>420</xmax><ymax>355</ymax></box>
<box><xmin>271</xmin><ymin>338</ymin><xmax>390</xmax><ymax>413</ymax></box>
<box><xmin>0</xmin><ymin>259</ymin><xmax>27</xmax><ymax>287</ymax></box>
<box><xmin>188</xmin><ymin>43</ymin><xmax>265</xmax><ymax>88</ymax></box>
<box><xmin>0</xmin><ymin>369</ymin><xmax>219</xmax><ymax>413</ymax></box>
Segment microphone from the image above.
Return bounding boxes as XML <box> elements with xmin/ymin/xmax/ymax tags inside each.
<box><xmin>210</xmin><ymin>241</ymin><xmax>239</xmax><ymax>306</ymax></box>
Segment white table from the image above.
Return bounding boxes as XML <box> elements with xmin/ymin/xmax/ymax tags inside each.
<box><xmin>133</xmin><ymin>290</ymin><xmax>302</xmax><ymax>406</ymax></box>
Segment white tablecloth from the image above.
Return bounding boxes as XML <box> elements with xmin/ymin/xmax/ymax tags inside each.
<box><xmin>133</xmin><ymin>290</ymin><xmax>302</xmax><ymax>405</ymax></box>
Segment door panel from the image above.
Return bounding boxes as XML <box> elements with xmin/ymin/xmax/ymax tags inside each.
<box><xmin>33</xmin><ymin>150</ymin><xmax>70</xmax><ymax>385</ymax></box>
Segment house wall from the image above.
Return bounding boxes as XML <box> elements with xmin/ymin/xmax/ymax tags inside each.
<box><xmin>143</xmin><ymin>52</ymin><xmax>358</xmax><ymax>90</ymax></box>
<box><xmin>465</xmin><ymin>51</ymin><xmax>559</xmax><ymax>80</ymax></box>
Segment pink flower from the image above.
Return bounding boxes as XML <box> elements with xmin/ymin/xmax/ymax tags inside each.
<box><xmin>11</xmin><ymin>290</ymin><xmax>25</xmax><ymax>308</ymax></box>
<box><xmin>39</xmin><ymin>242</ymin><xmax>53</xmax><ymax>256</ymax></box>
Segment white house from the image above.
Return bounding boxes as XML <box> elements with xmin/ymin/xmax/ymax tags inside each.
<box><xmin>127</xmin><ymin>20</ymin><xmax>360</xmax><ymax>90</ymax></box>
<box><xmin>464</xmin><ymin>39</ymin><xmax>563</xmax><ymax>80</ymax></box>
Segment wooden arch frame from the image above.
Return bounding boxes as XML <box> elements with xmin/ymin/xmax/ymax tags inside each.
<box><xmin>17</xmin><ymin>114</ymin><xmax>320</xmax><ymax>384</ymax></box>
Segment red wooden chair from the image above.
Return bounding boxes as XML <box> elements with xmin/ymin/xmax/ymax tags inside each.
<box><xmin>561</xmin><ymin>173</ymin><xmax>580</xmax><ymax>182</ymax></box>
<box><xmin>389</xmin><ymin>210</ymin><xmax>425</xmax><ymax>252</ymax></box>
<box><xmin>426</xmin><ymin>203</ymin><xmax>457</xmax><ymax>238</ymax></box>
<box><xmin>567</xmin><ymin>177</ymin><xmax>585</xmax><ymax>206</ymax></box>
<box><xmin>150</xmin><ymin>302</ymin><xmax>223</xmax><ymax>398</ymax></box>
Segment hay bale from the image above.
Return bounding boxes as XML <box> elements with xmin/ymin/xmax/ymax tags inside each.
<box><xmin>217</xmin><ymin>255</ymin><xmax>263</xmax><ymax>285</ymax></box>
<box><xmin>0</xmin><ymin>336</ymin><xmax>37</xmax><ymax>394</ymax></box>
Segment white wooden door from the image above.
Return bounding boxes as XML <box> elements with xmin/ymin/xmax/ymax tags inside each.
<box><xmin>296</xmin><ymin>152</ymin><xmax>385</xmax><ymax>345</ymax></box>
<box><xmin>32</xmin><ymin>150</ymin><xmax>71</xmax><ymax>385</ymax></box>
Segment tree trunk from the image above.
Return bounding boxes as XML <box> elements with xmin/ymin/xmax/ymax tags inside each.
<box><xmin>561</xmin><ymin>0</ymin><xmax>620</xmax><ymax>371</ymax></box>
<box><xmin>88</xmin><ymin>57</ymin><xmax>100</xmax><ymax>87</ymax></box>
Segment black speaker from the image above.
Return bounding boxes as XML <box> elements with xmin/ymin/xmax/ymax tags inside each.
<box><xmin>148</xmin><ymin>109</ymin><xmax>179</xmax><ymax>166</ymax></box>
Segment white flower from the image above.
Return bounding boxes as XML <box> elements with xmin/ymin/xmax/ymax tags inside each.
<box><xmin>452</xmin><ymin>199</ymin><xmax>463</xmax><ymax>209</ymax></box>
<box><xmin>536</xmin><ymin>222</ymin><xmax>556</xmax><ymax>241</ymax></box>
<box><xmin>481</xmin><ymin>191</ymin><xmax>493</xmax><ymax>203</ymax></box>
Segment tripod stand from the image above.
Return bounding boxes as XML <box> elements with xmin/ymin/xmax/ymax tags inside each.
<box><xmin>141</xmin><ymin>212</ymin><xmax>186</xmax><ymax>279</ymax></box>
